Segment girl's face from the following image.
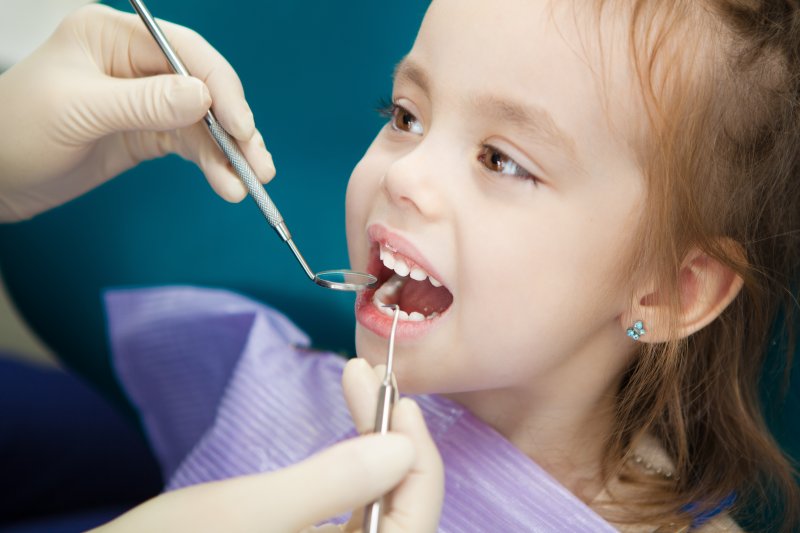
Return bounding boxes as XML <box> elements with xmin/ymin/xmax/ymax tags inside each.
<box><xmin>346</xmin><ymin>0</ymin><xmax>645</xmax><ymax>399</ymax></box>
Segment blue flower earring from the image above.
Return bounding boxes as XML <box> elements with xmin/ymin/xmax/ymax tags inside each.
<box><xmin>626</xmin><ymin>320</ymin><xmax>646</xmax><ymax>341</ymax></box>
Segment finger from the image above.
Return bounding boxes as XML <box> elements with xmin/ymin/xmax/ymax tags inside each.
<box><xmin>385</xmin><ymin>398</ymin><xmax>444</xmax><ymax>533</ymax></box>
<box><xmin>92</xmin><ymin>5</ymin><xmax>257</xmax><ymax>141</ymax></box>
<box><xmin>78</xmin><ymin>5</ymin><xmax>275</xmax><ymax>186</ymax></box>
<box><xmin>168</xmin><ymin>26</ymin><xmax>255</xmax><ymax>141</ymax></box>
<box><xmin>180</xmin><ymin>124</ymin><xmax>275</xmax><ymax>195</ymax></box>
<box><xmin>172</xmin><ymin>124</ymin><xmax>276</xmax><ymax>202</ymax></box>
<box><xmin>261</xmin><ymin>434</ymin><xmax>415</xmax><ymax>532</ymax></box>
<box><xmin>125</xmin><ymin>119</ymin><xmax>275</xmax><ymax>199</ymax></box>
<box><xmin>134</xmin><ymin>122</ymin><xmax>270</xmax><ymax>202</ymax></box>
<box><xmin>342</xmin><ymin>358</ymin><xmax>382</xmax><ymax>434</ymax></box>
<box><xmin>169</xmin><ymin>120</ymin><xmax>275</xmax><ymax>197</ymax></box>
<box><xmin>165</xmin><ymin>122</ymin><xmax>249</xmax><ymax>202</ymax></box>
<box><xmin>85</xmin><ymin>74</ymin><xmax>211</xmax><ymax>136</ymax></box>
<box><xmin>238</xmin><ymin>129</ymin><xmax>277</xmax><ymax>185</ymax></box>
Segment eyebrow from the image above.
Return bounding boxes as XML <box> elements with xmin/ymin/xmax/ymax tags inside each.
<box><xmin>472</xmin><ymin>95</ymin><xmax>579</xmax><ymax>159</ymax></box>
<box><xmin>393</xmin><ymin>58</ymin><xmax>431</xmax><ymax>94</ymax></box>
<box><xmin>393</xmin><ymin>58</ymin><xmax>579</xmax><ymax>163</ymax></box>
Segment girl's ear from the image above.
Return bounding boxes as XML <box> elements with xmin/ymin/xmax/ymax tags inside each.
<box><xmin>621</xmin><ymin>241</ymin><xmax>745</xmax><ymax>343</ymax></box>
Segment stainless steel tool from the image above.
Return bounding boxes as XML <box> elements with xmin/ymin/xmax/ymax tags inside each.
<box><xmin>363</xmin><ymin>304</ymin><xmax>401</xmax><ymax>533</ymax></box>
<box><xmin>128</xmin><ymin>0</ymin><xmax>377</xmax><ymax>292</ymax></box>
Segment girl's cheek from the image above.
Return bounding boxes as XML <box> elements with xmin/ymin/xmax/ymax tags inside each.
<box><xmin>348</xmin><ymin>152</ymin><xmax>388</xmax><ymax>203</ymax></box>
<box><xmin>346</xmin><ymin>167</ymin><xmax>370</xmax><ymax>219</ymax></box>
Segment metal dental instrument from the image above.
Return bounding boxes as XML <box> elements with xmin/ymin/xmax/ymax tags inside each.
<box><xmin>363</xmin><ymin>305</ymin><xmax>400</xmax><ymax>533</ymax></box>
<box><xmin>128</xmin><ymin>0</ymin><xmax>377</xmax><ymax>292</ymax></box>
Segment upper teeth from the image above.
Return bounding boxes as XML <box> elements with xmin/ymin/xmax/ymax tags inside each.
<box><xmin>379</xmin><ymin>245</ymin><xmax>442</xmax><ymax>287</ymax></box>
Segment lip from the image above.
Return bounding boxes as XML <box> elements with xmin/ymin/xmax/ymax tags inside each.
<box><xmin>367</xmin><ymin>225</ymin><xmax>447</xmax><ymax>284</ymax></box>
<box><xmin>354</xmin><ymin>223</ymin><xmax>452</xmax><ymax>341</ymax></box>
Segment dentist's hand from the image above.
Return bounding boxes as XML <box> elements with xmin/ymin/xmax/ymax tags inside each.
<box><xmin>0</xmin><ymin>4</ymin><xmax>274</xmax><ymax>222</ymax></box>
<box><xmin>338</xmin><ymin>358</ymin><xmax>445</xmax><ymax>533</ymax></box>
<box><xmin>93</xmin><ymin>432</ymin><xmax>419</xmax><ymax>533</ymax></box>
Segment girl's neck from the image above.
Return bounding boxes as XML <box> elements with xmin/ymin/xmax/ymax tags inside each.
<box><xmin>443</xmin><ymin>372</ymin><xmax>622</xmax><ymax>504</ymax></box>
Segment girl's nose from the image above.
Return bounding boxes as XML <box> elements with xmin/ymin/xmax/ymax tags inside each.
<box><xmin>380</xmin><ymin>137</ymin><xmax>449</xmax><ymax>220</ymax></box>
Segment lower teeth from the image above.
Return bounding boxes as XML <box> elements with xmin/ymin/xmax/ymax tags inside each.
<box><xmin>372</xmin><ymin>292</ymin><xmax>439</xmax><ymax>321</ymax></box>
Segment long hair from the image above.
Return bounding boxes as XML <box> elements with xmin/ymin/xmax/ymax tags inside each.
<box><xmin>584</xmin><ymin>1</ymin><xmax>800</xmax><ymax>530</ymax></box>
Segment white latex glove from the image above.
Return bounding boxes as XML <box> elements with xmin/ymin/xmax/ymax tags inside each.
<box><xmin>338</xmin><ymin>358</ymin><xmax>445</xmax><ymax>533</ymax></box>
<box><xmin>0</xmin><ymin>4</ymin><xmax>274</xmax><ymax>221</ymax></box>
<box><xmin>93</xmin><ymin>433</ymin><xmax>416</xmax><ymax>533</ymax></box>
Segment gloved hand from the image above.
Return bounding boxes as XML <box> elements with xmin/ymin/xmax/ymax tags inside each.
<box><xmin>0</xmin><ymin>4</ymin><xmax>274</xmax><ymax>222</ymax></box>
<box><xmin>92</xmin><ymin>358</ymin><xmax>443</xmax><ymax>533</ymax></box>
<box><xmin>93</xmin><ymin>432</ymin><xmax>418</xmax><ymax>533</ymax></box>
<box><xmin>337</xmin><ymin>358</ymin><xmax>445</xmax><ymax>533</ymax></box>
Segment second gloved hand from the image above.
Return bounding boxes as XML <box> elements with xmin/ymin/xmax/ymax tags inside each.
<box><xmin>0</xmin><ymin>4</ymin><xmax>275</xmax><ymax>221</ymax></box>
<box><xmin>339</xmin><ymin>358</ymin><xmax>445</xmax><ymax>533</ymax></box>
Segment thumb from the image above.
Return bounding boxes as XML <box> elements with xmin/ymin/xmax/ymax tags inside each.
<box><xmin>264</xmin><ymin>433</ymin><xmax>415</xmax><ymax>532</ymax></box>
<box><xmin>91</xmin><ymin>74</ymin><xmax>211</xmax><ymax>135</ymax></box>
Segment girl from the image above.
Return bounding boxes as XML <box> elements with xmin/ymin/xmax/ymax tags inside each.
<box><xmin>108</xmin><ymin>0</ymin><xmax>800</xmax><ymax>530</ymax></box>
<box><xmin>346</xmin><ymin>1</ymin><xmax>800</xmax><ymax>529</ymax></box>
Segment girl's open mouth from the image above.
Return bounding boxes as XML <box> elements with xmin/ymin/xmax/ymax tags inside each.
<box><xmin>371</xmin><ymin>242</ymin><xmax>453</xmax><ymax>318</ymax></box>
<box><xmin>355</xmin><ymin>231</ymin><xmax>454</xmax><ymax>340</ymax></box>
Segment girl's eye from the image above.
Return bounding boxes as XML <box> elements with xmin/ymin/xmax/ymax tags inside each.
<box><xmin>477</xmin><ymin>145</ymin><xmax>538</xmax><ymax>183</ymax></box>
<box><xmin>392</xmin><ymin>105</ymin><xmax>423</xmax><ymax>135</ymax></box>
<box><xmin>377</xmin><ymin>100</ymin><xmax>424</xmax><ymax>135</ymax></box>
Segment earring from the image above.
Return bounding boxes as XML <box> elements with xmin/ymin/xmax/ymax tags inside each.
<box><xmin>626</xmin><ymin>320</ymin><xmax>646</xmax><ymax>341</ymax></box>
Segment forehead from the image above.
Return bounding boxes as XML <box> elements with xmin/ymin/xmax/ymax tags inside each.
<box><xmin>404</xmin><ymin>0</ymin><xmax>644</xmax><ymax>171</ymax></box>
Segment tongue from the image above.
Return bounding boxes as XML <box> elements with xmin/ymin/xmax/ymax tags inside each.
<box><xmin>397</xmin><ymin>278</ymin><xmax>453</xmax><ymax>315</ymax></box>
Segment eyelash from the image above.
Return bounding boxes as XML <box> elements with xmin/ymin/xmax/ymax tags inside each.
<box><xmin>375</xmin><ymin>97</ymin><xmax>395</xmax><ymax>119</ymax></box>
<box><xmin>377</xmin><ymin>99</ymin><xmax>424</xmax><ymax>135</ymax></box>
<box><xmin>477</xmin><ymin>146</ymin><xmax>538</xmax><ymax>184</ymax></box>
<box><xmin>375</xmin><ymin>98</ymin><xmax>539</xmax><ymax>185</ymax></box>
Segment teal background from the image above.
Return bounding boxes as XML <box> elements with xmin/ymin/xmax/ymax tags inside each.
<box><xmin>0</xmin><ymin>0</ymin><xmax>428</xmax><ymax>411</ymax></box>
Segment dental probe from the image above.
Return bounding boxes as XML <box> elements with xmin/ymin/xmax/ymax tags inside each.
<box><xmin>128</xmin><ymin>0</ymin><xmax>376</xmax><ymax>292</ymax></box>
<box><xmin>363</xmin><ymin>305</ymin><xmax>401</xmax><ymax>533</ymax></box>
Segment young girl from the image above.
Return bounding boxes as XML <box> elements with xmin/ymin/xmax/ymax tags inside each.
<box><xmin>107</xmin><ymin>0</ymin><xmax>800</xmax><ymax>530</ymax></box>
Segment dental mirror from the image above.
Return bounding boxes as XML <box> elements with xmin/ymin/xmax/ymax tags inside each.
<box><xmin>285</xmin><ymin>239</ymin><xmax>377</xmax><ymax>292</ymax></box>
<box><xmin>314</xmin><ymin>270</ymin><xmax>378</xmax><ymax>291</ymax></box>
<box><xmin>129</xmin><ymin>0</ymin><xmax>376</xmax><ymax>293</ymax></box>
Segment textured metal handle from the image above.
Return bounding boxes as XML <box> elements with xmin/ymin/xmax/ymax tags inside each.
<box><xmin>206</xmin><ymin>117</ymin><xmax>289</xmax><ymax>239</ymax></box>
<box><xmin>129</xmin><ymin>0</ymin><xmax>294</xmax><ymax>243</ymax></box>
<box><xmin>363</xmin><ymin>381</ymin><xmax>396</xmax><ymax>533</ymax></box>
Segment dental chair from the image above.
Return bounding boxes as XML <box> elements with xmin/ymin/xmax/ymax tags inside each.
<box><xmin>0</xmin><ymin>0</ymin><xmax>796</xmax><ymax>530</ymax></box>
<box><xmin>0</xmin><ymin>1</ymin><xmax>427</xmax><ymax>530</ymax></box>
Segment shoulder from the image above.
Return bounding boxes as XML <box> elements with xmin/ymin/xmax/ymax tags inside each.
<box><xmin>598</xmin><ymin>435</ymin><xmax>744</xmax><ymax>532</ymax></box>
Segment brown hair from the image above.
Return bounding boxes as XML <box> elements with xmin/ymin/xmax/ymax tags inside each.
<box><xmin>584</xmin><ymin>0</ymin><xmax>800</xmax><ymax>530</ymax></box>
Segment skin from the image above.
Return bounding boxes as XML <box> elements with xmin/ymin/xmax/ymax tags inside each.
<box><xmin>346</xmin><ymin>0</ymin><xmax>648</xmax><ymax>502</ymax></box>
